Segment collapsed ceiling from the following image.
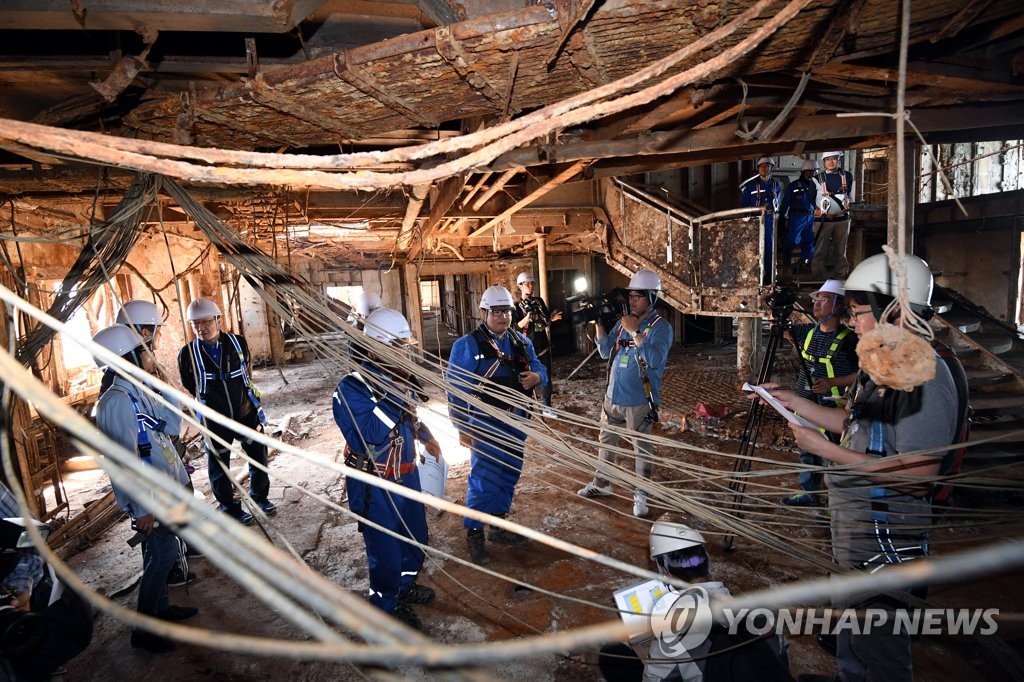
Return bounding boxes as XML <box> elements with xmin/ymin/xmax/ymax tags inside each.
<box><xmin>1</xmin><ymin>0</ymin><xmax>1023</xmax><ymax>265</ymax></box>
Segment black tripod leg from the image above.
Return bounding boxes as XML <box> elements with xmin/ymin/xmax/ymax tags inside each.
<box><xmin>723</xmin><ymin>318</ymin><xmax>787</xmax><ymax>552</ymax></box>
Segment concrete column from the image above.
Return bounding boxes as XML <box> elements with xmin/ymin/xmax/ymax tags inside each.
<box><xmin>736</xmin><ymin>317</ymin><xmax>762</xmax><ymax>381</ymax></box>
<box><xmin>886</xmin><ymin>139</ymin><xmax>916</xmax><ymax>250</ymax></box>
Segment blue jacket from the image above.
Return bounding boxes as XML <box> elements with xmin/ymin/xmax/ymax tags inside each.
<box><xmin>741</xmin><ymin>176</ymin><xmax>783</xmax><ymax>212</ymax></box>
<box><xmin>446</xmin><ymin>326</ymin><xmax>547</xmax><ymax>431</ymax></box>
<box><xmin>779</xmin><ymin>175</ymin><xmax>819</xmax><ymax>218</ymax></box>
<box><xmin>332</xmin><ymin>364</ymin><xmax>430</xmax><ymax>467</ymax></box>
<box><xmin>597</xmin><ymin>310</ymin><xmax>672</xmax><ymax>408</ymax></box>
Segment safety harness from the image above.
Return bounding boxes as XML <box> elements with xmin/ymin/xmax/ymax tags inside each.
<box><xmin>337</xmin><ymin>371</ymin><xmax>416</xmax><ymax>483</ymax></box>
<box><xmin>816</xmin><ymin>169</ymin><xmax>850</xmax><ymax>220</ymax></box>
<box><xmin>188</xmin><ymin>334</ymin><xmax>267</xmax><ymax>426</ymax></box>
<box><xmin>607</xmin><ymin>314</ymin><xmax>663</xmax><ymax>426</ymax></box>
<box><xmin>106</xmin><ymin>386</ymin><xmax>166</xmax><ymax>460</ymax></box>
<box><xmin>747</xmin><ymin>177</ymin><xmax>781</xmax><ymax>212</ymax></box>
<box><xmin>470</xmin><ymin>324</ymin><xmax>531</xmax><ymax>412</ymax></box>
<box><xmin>800</xmin><ymin>326</ymin><xmax>852</xmax><ymax>400</ymax></box>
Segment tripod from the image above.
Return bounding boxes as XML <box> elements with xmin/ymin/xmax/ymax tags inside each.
<box><xmin>722</xmin><ymin>295</ymin><xmax>795</xmax><ymax>552</ymax></box>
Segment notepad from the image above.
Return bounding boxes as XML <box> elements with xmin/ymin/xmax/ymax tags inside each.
<box><xmin>741</xmin><ymin>383</ymin><xmax>818</xmax><ymax>429</ymax></box>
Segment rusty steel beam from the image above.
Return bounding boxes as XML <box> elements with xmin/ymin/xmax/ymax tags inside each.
<box><xmin>333</xmin><ymin>52</ymin><xmax>439</xmax><ymax>129</ymax></box>
<box><xmin>246</xmin><ymin>75</ymin><xmax>361</xmax><ymax>137</ymax></box>
<box><xmin>433</xmin><ymin>26</ymin><xmax>505</xmax><ymax>106</ymax></box>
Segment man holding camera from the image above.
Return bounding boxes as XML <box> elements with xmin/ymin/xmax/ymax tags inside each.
<box><xmin>512</xmin><ymin>272</ymin><xmax>563</xmax><ymax>408</ymax></box>
<box><xmin>446</xmin><ymin>285</ymin><xmax>547</xmax><ymax>566</ymax></box>
<box><xmin>577</xmin><ymin>269</ymin><xmax>673</xmax><ymax>518</ymax></box>
<box><xmin>781</xmin><ymin>279</ymin><xmax>858</xmax><ymax>507</ymax></box>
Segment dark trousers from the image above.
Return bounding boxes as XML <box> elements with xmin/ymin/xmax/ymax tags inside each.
<box><xmin>205</xmin><ymin>409</ymin><xmax>270</xmax><ymax>511</ymax></box>
<box><xmin>598</xmin><ymin>642</ymin><xmax>643</xmax><ymax>681</ymax></box>
<box><xmin>535</xmin><ymin>345</ymin><xmax>553</xmax><ymax>406</ymax></box>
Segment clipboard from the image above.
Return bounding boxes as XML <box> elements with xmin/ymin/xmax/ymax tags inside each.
<box><xmin>741</xmin><ymin>383</ymin><xmax>818</xmax><ymax>429</ymax></box>
<box><xmin>612</xmin><ymin>578</ymin><xmax>669</xmax><ymax>644</ymax></box>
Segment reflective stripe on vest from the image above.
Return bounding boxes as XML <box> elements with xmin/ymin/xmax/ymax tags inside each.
<box><xmin>190</xmin><ymin>334</ymin><xmax>267</xmax><ymax>425</ymax></box>
<box><xmin>801</xmin><ymin>327</ymin><xmax>851</xmax><ymax>399</ymax></box>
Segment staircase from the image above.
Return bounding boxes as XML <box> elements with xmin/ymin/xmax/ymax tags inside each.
<box><xmin>930</xmin><ymin>286</ymin><xmax>1024</xmax><ymax>480</ymax></box>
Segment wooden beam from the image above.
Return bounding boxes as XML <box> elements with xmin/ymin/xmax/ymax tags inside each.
<box><xmin>468</xmin><ymin>160</ymin><xmax>590</xmax><ymax>237</ymax></box>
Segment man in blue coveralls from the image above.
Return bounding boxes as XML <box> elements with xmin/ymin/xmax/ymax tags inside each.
<box><xmin>446</xmin><ymin>285</ymin><xmax>547</xmax><ymax>566</ymax></box>
<box><xmin>778</xmin><ymin>159</ymin><xmax>821</xmax><ymax>275</ymax></box>
<box><xmin>332</xmin><ymin>307</ymin><xmax>442</xmax><ymax>631</ymax></box>
<box><xmin>578</xmin><ymin>269</ymin><xmax>673</xmax><ymax>518</ymax></box>
<box><xmin>741</xmin><ymin>157</ymin><xmax>784</xmax><ymax>282</ymax></box>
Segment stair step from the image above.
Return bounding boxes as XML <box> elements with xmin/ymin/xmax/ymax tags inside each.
<box><xmin>965</xmin><ymin>368</ymin><xmax>1015</xmax><ymax>388</ymax></box>
<box><xmin>970</xmin><ymin>392</ymin><xmax>1024</xmax><ymax>415</ymax></box>
<box><xmin>967</xmin><ymin>333</ymin><xmax>1014</xmax><ymax>355</ymax></box>
<box><xmin>969</xmin><ymin>421</ymin><xmax>1024</xmax><ymax>444</ymax></box>
<box><xmin>951</xmin><ymin>346</ymin><xmax>980</xmax><ymax>360</ymax></box>
<box><xmin>941</xmin><ymin>314</ymin><xmax>981</xmax><ymax>333</ymax></box>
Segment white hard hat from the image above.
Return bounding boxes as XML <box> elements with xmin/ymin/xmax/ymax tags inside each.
<box><xmin>845</xmin><ymin>253</ymin><xmax>934</xmax><ymax>310</ymax></box>
<box><xmin>816</xmin><ymin>279</ymin><xmax>845</xmax><ymax>297</ymax></box>
<box><xmin>480</xmin><ymin>285</ymin><xmax>515</xmax><ymax>310</ymax></box>
<box><xmin>516</xmin><ymin>272</ymin><xmax>535</xmax><ymax>286</ymax></box>
<box><xmin>801</xmin><ymin>159</ymin><xmax>819</xmax><ymax>171</ymax></box>
<box><xmin>756</xmin><ymin>157</ymin><xmax>774</xmax><ymax>167</ymax></box>
<box><xmin>822</xmin><ymin>151</ymin><xmax>843</xmax><ymax>160</ymax></box>
<box><xmin>186</xmin><ymin>298</ymin><xmax>222</xmax><ymax>321</ymax></box>
<box><xmin>627</xmin><ymin>269</ymin><xmax>662</xmax><ymax>291</ymax></box>
<box><xmin>116</xmin><ymin>300</ymin><xmax>163</xmax><ymax>328</ymax></box>
<box><xmin>362</xmin><ymin>308</ymin><xmax>414</xmax><ymax>345</ymax></box>
<box><xmin>354</xmin><ymin>290</ymin><xmax>382</xmax><ymax>318</ymax></box>
<box><xmin>92</xmin><ymin>324</ymin><xmax>144</xmax><ymax>365</ymax></box>
<box><xmin>650</xmin><ymin>521</ymin><xmax>706</xmax><ymax>558</ymax></box>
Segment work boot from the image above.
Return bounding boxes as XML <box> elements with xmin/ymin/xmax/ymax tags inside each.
<box><xmin>399</xmin><ymin>583</ymin><xmax>436</xmax><ymax>606</ymax></box>
<box><xmin>130</xmin><ymin>629</ymin><xmax>175</xmax><ymax>654</ymax></box>
<box><xmin>466</xmin><ymin>528</ymin><xmax>490</xmax><ymax>566</ymax></box>
<box><xmin>487</xmin><ymin>514</ymin><xmax>528</xmax><ymax>546</ymax></box>
<box><xmin>392</xmin><ymin>604</ymin><xmax>423</xmax><ymax>631</ymax></box>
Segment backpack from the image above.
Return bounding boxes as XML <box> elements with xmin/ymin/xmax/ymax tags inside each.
<box><xmin>930</xmin><ymin>340</ymin><xmax>971</xmax><ymax>504</ymax></box>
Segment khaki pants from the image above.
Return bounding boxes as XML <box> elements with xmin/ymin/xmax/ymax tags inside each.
<box><xmin>593</xmin><ymin>399</ymin><xmax>654</xmax><ymax>486</ymax></box>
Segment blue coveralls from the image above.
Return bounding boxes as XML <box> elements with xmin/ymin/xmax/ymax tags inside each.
<box><xmin>446</xmin><ymin>326</ymin><xmax>547</xmax><ymax>530</ymax></box>
<box><xmin>332</xmin><ymin>364</ymin><xmax>431</xmax><ymax>614</ymax></box>
<box><xmin>778</xmin><ymin>175</ymin><xmax>819</xmax><ymax>262</ymax></box>
<box><xmin>741</xmin><ymin>175</ymin><xmax>783</xmax><ymax>274</ymax></box>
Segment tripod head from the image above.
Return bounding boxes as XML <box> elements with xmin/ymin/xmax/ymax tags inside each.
<box><xmin>764</xmin><ymin>286</ymin><xmax>797</xmax><ymax>324</ymax></box>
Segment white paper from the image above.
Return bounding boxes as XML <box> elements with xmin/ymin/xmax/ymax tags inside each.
<box><xmin>742</xmin><ymin>383</ymin><xmax>818</xmax><ymax>429</ymax></box>
<box><xmin>612</xmin><ymin>578</ymin><xmax>669</xmax><ymax>644</ymax></box>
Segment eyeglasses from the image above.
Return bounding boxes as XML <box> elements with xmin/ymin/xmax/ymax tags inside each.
<box><xmin>627</xmin><ymin>292</ymin><xmax>647</xmax><ymax>300</ymax></box>
<box><xmin>488</xmin><ymin>309</ymin><xmax>513</xmax><ymax>317</ymax></box>
<box><xmin>843</xmin><ymin>309</ymin><xmax>873</xmax><ymax>321</ymax></box>
<box><xmin>811</xmin><ymin>295</ymin><xmax>835</xmax><ymax>303</ymax></box>
<box><xmin>192</xmin><ymin>317</ymin><xmax>219</xmax><ymax>327</ymax></box>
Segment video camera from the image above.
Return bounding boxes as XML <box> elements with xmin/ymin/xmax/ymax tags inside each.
<box><xmin>764</xmin><ymin>286</ymin><xmax>797</xmax><ymax>322</ymax></box>
<box><xmin>568</xmin><ymin>288</ymin><xmax>630</xmax><ymax>333</ymax></box>
<box><xmin>523</xmin><ymin>297</ymin><xmax>549</xmax><ymax>326</ymax></box>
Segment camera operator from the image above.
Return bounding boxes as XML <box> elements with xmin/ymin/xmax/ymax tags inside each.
<box><xmin>512</xmin><ymin>272</ymin><xmax>563</xmax><ymax>408</ymax></box>
<box><xmin>780</xmin><ymin>280</ymin><xmax>858</xmax><ymax>508</ymax></box>
<box><xmin>0</xmin><ymin>481</ymin><xmax>92</xmax><ymax>679</ymax></box>
<box><xmin>577</xmin><ymin>269</ymin><xmax>673</xmax><ymax>518</ymax></box>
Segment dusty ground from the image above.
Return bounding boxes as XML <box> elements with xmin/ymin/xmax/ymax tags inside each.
<box><xmin>57</xmin><ymin>342</ymin><xmax>1023</xmax><ymax>680</ymax></box>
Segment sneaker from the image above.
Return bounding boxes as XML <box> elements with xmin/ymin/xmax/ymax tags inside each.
<box><xmin>542</xmin><ymin>408</ymin><xmax>556</xmax><ymax>418</ymax></box>
<box><xmin>255</xmin><ymin>499</ymin><xmax>278</xmax><ymax>516</ymax></box>
<box><xmin>633</xmin><ymin>490</ymin><xmax>650</xmax><ymax>518</ymax></box>
<box><xmin>399</xmin><ymin>584</ymin><xmax>436</xmax><ymax>606</ymax></box>
<box><xmin>130</xmin><ymin>629</ymin><xmax>175</xmax><ymax>653</ymax></box>
<box><xmin>781</xmin><ymin>492</ymin><xmax>818</xmax><ymax>507</ymax></box>
<box><xmin>392</xmin><ymin>604</ymin><xmax>422</xmax><ymax>631</ymax></box>
<box><xmin>167</xmin><ymin>566</ymin><xmax>196</xmax><ymax>588</ymax></box>
<box><xmin>577</xmin><ymin>480</ymin><xmax>613</xmax><ymax>498</ymax></box>
<box><xmin>157</xmin><ymin>605</ymin><xmax>199</xmax><ymax>621</ymax></box>
<box><xmin>226</xmin><ymin>507</ymin><xmax>254</xmax><ymax>525</ymax></box>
